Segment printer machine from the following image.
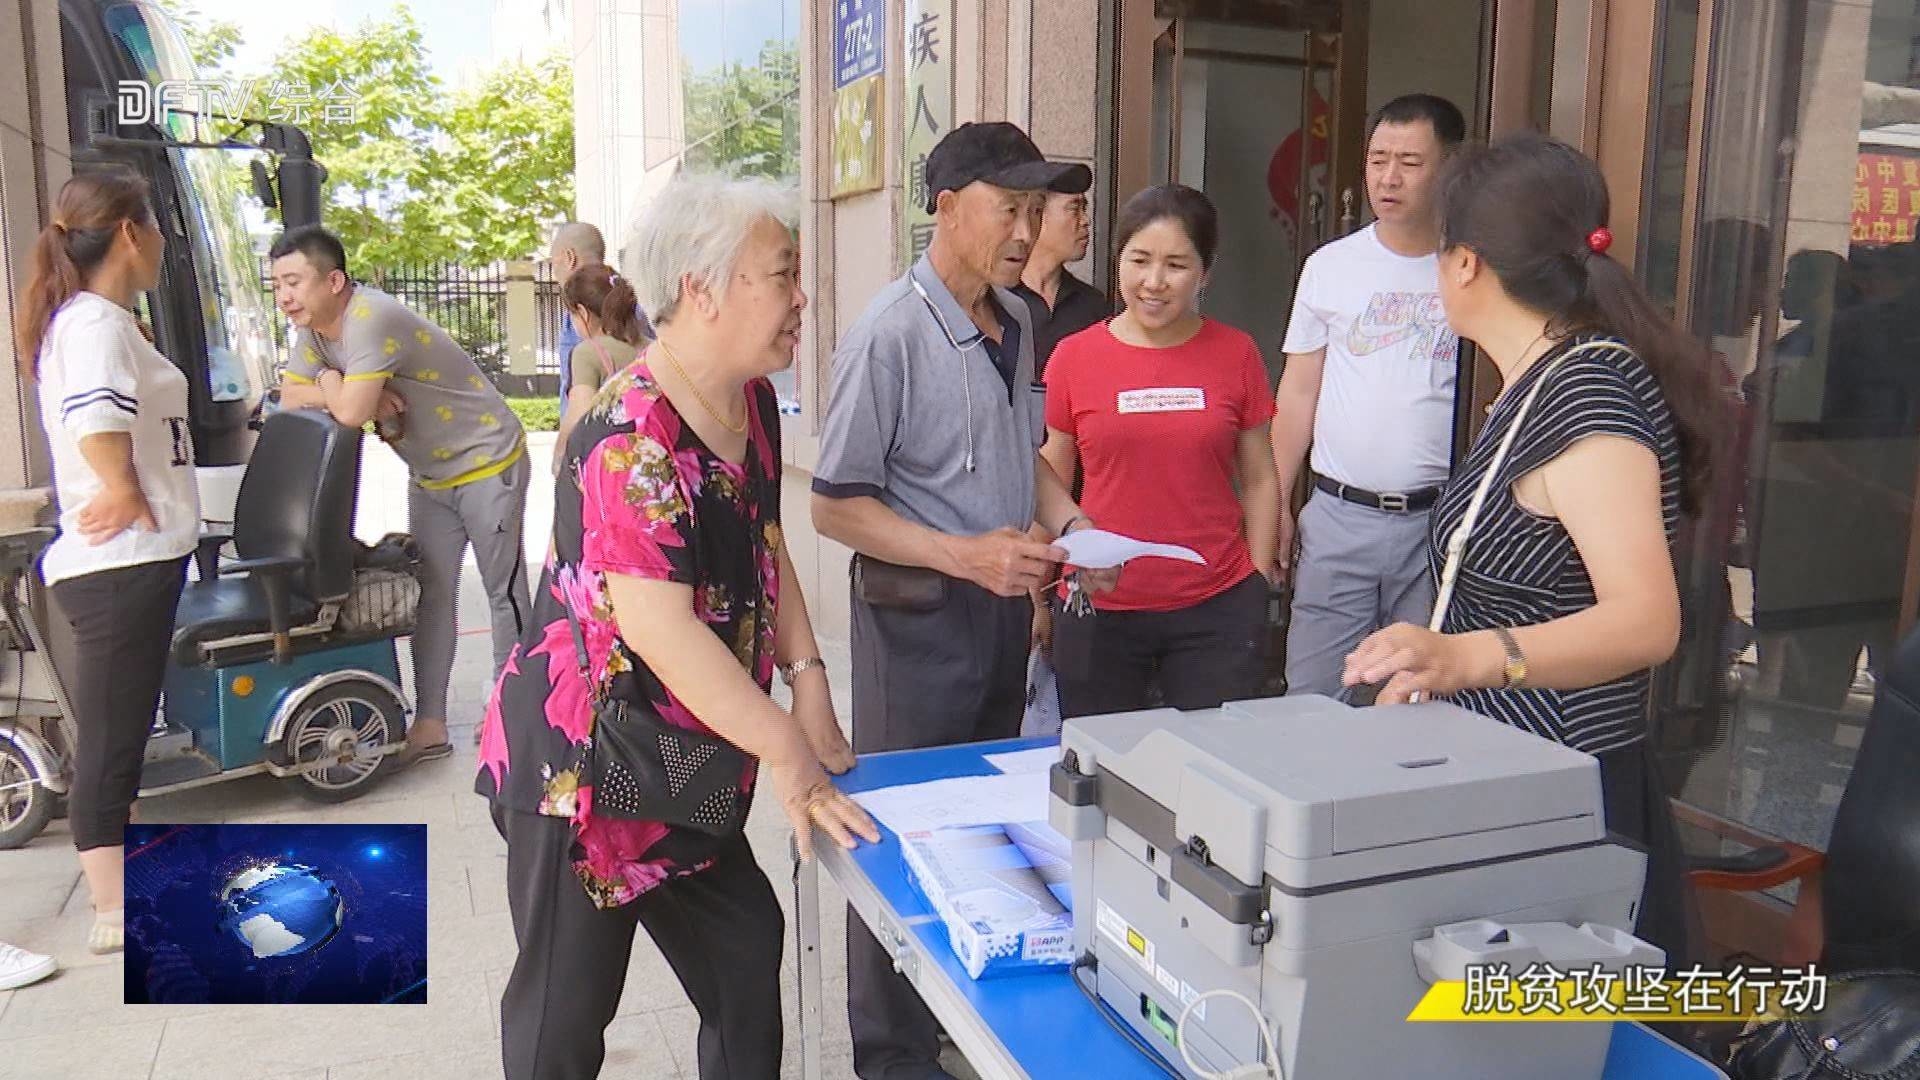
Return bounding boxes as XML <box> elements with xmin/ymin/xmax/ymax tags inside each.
<box><xmin>1049</xmin><ymin>694</ymin><xmax>1665</xmax><ymax>1080</ymax></box>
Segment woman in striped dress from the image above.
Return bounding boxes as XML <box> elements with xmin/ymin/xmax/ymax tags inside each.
<box><xmin>1342</xmin><ymin>133</ymin><xmax>1727</xmax><ymax>967</ymax></box>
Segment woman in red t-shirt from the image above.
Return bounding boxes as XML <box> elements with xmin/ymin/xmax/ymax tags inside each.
<box><xmin>1039</xmin><ymin>184</ymin><xmax>1282</xmax><ymax>718</ymax></box>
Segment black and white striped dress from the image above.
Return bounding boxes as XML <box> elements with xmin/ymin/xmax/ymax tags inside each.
<box><xmin>1433</xmin><ymin>334</ymin><xmax>1683</xmax><ymax>754</ymax></box>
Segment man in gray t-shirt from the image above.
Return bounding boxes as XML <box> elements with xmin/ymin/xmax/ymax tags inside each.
<box><xmin>812</xmin><ymin>121</ymin><xmax>1111</xmax><ymax>1080</ymax></box>
<box><xmin>271</xmin><ymin>226</ymin><xmax>531</xmax><ymax>762</ymax></box>
<box><xmin>286</xmin><ymin>287</ymin><xmax>525</xmax><ymax>486</ymax></box>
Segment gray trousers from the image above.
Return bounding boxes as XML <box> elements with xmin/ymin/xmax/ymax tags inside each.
<box><xmin>408</xmin><ymin>453</ymin><xmax>532</xmax><ymax>724</ymax></box>
<box><xmin>847</xmin><ymin>566</ymin><xmax>1028</xmax><ymax>1079</ymax></box>
<box><xmin>1284</xmin><ymin>490</ymin><xmax>1436</xmax><ymax>700</ymax></box>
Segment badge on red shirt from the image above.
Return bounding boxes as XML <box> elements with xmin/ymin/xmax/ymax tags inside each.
<box><xmin>1115</xmin><ymin>387</ymin><xmax>1207</xmax><ymax>414</ymax></box>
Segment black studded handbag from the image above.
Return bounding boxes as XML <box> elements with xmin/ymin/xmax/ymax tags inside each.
<box><xmin>1726</xmin><ymin>970</ymin><xmax>1920</xmax><ymax>1079</ymax></box>
<box><xmin>561</xmin><ymin>599</ymin><xmax>753</xmax><ymax>836</ymax></box>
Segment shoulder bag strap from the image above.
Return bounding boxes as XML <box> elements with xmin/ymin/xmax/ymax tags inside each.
<box><xmin>1427</xmin><ymin>340</ymin><xmax>1625</xmax><ymax>634</ymax></box>
<box><xmin>586</xmin><ymin>335</ymin><xmax>618</xmax><ymax>380</ymax></box>
<box><xmin>559</xmin><ymin>587</ymin><xmax>607</xmax><ymax>707</ymax></box>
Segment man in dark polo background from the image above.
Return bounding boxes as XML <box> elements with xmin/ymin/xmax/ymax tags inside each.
<box><xmin>1014</xmin><ymin>186</ymin><xmax>1111</xmax><ymax>379</ymax></box>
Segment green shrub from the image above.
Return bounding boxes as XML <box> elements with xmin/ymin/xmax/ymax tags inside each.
<box><xmin>505</xmin><ymin>396</ymin><xmax>560</xmax><ymax>433</ymax></box>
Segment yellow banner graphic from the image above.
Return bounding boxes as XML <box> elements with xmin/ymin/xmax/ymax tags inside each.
<box><xmin>1407</xmin><ymin>965</ymin><xmax>1828</xmax><ymax>1024</ymax></box>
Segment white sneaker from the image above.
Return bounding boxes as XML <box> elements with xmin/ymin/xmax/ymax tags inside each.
<box><xmin>0</xmin><ymin>942</ymin><xmax>56</xmax><ymax>990</ymax></box>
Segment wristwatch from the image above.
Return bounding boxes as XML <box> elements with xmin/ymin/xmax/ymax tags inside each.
<box><xmin>1492</xmin><ymin>628</ymin><xmax>1528</xmax><ymax>690</ymax></box>
<box><xmin>779</xmin><ymin>656</ymin><xmax>825</xmax><ymax>687</ymax></box>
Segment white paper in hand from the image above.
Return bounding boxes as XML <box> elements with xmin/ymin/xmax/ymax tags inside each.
<box><xmin>1053</xmin><ymin>528</ymin><xmax>1205</xmax><ymax>569</ymax></box>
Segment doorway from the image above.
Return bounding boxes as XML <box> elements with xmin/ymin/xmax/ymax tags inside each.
<box><xmin>1135</xmin><ymin>0</ymin><xmax>1496</xmax><ymax>385</ymax></box>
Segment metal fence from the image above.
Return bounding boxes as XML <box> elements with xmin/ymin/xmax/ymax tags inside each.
<box><xmin>258</xmin><ymin>258</ymin><xmax>564</xmax><ymax>383</ymax></box>
<box><xmin>533</xmin><ymin>259</ymin><xmax>564</xmax><ymax>373</ymax></box>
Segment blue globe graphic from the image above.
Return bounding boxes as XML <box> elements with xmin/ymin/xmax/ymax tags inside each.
<box><xmin>216</xmin><ymin>862</ymin><xmax>344</xmax><ymax>959</ymax></box>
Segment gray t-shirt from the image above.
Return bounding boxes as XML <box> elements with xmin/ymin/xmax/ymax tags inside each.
<box><xmin>813</xmin><ymin>256</ymin><xmax>1043</xmax><ymax>537</ymax></box>
<box><xmin>287</xmin><ymin>286</ymin><xmax>524</xmax><ymax>489</ymax></box>
<box><xmin>569</xmin><ymin>334</ymin><xmax>639</xmax><ymax>394</ymax></box>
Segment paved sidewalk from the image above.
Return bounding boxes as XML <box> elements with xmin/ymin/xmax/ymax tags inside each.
<box><xmin>0</xmin><ymin>435</ymin><xmax>964</xmax><ymax>1080</ymax></box>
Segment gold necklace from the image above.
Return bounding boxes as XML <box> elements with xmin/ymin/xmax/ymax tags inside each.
<box><xmin>653</xmin><ymin>340</ymin><xmax>747</xmax><ymax>435</ymax></box>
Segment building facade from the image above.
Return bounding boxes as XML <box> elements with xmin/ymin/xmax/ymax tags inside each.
<box><xmin>779</xmin><ymin>0</ymin><xmax>1920</xmax><ymax>964</ymax></box>
<box><xmin>0</xmin><ymin>0</ymin><xmax>1908</xmax><ymax>967</ymax></box>
<box><xmin>571</xmin><ymin>0</ymin><xmax>689</xmax><ymax>262</ymax></box>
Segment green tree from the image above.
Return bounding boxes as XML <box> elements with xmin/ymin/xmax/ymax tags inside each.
<box><xmin>160</xmin><ymin>1</ymin><xmax>242</xmax><ymax>72</ymax></box>
<box><xmin>682</xmin><ymin>41</ymin><xmax>799</xmax><ymax>180</ymax></box>
<box><xmin>262</xmin><ymin>11</ymin><xmax>457</xmax><ymax>269</ymax></box>
<box><xmin>443</xmin><ymin>53</ymin><xmax>576</xmax><ymax>263</ymax></box>
<box><xmin>157</xmin><ymin>2</ymin><xmax>577</xmax><ymax>274</ymax></box>
<box><xmin>255</xmin><ymin>14</ymin><xmax>576</xmax><ymax>272</ymax></box>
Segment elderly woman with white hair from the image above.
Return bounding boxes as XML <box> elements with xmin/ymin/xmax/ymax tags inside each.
<box><xmin>475</xmin><ymin>174</ymin><xmax>876</xmax><ymax>1080</ymax></box>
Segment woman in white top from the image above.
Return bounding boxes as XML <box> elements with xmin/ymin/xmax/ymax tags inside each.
<box><xmin>14</xmin><ymin>172</ymin><xmax>199</xmax><ymax>954</ymax></box>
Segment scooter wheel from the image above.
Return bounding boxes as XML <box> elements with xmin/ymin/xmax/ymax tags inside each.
<box><xmin>281</xmin><ymin>678</ymin><xmax>407</xmax><ymax>803</ymax></box>
<box><xmin>0</xmin><ymin>733</ymin><xmax>55</xmax><ymax>849</ymax></box>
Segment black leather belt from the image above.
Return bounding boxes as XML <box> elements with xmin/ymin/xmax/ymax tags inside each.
<box><xmin>1313</xmin><ymin>474</ymin><xmax>1442</xmax><ymax>514</ymax></box>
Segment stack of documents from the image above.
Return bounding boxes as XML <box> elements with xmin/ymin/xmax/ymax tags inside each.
<box><xmin>1005</xmin><ymin>820</ymin><xmax>1072</xmax><ymax>911</ymax></box>
<box><xmin>849</xmin><ymin>773</ymin><xmax>1050</xmax><ymax>835</ymax></box>
<box><xmin>854</xmin><ymin>752</ymin><xmax>1078</xmax><ymax>978</ymax></box>
<box><xmin>901</xmin><ymin>822</ymin><xmax>1075</xmax><ymax>980</ymax></box>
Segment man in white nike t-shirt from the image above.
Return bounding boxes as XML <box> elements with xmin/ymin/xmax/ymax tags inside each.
<box><xmin>1271</xmin><ymin>94</ymin><xmax>1466</xmax><ymax>699</ymax></box>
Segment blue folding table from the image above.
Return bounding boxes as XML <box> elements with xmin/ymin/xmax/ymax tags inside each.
<box><xmin>794</xmin><ymin>736</ymin><xmax>1727</xmax><ymax>1080</ymax></box>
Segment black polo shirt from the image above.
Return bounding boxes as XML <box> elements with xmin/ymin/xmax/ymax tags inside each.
<box><xmin>980</xmin><ymin>294</ymin><xmax>1022</xmax><ymax>402</ymax></box>
<box><xmin>1013</xmin><ymin>270</ymin><xmax>1112</xmax><ymax>379</ymax></box>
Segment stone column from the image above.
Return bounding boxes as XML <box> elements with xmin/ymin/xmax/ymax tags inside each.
<box><xmin>504</xmin><ymin>259</ymin><xmax>538</xmax><ymax>384</ymax></box>
<box><xmin>0</xmin><ymin>0</ymin><xmax>70</xmax><ymax>490</ymax></box>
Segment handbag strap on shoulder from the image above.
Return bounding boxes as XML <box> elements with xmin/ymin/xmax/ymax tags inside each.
<box><xmin>1428</xmin><ymin>339</ymin><xmax>1625</xmax><ymax>635</ymax></box>
<box><xmin>585</xmin><ymin>335</ymin><xmax>617</xmax><ymax>380</ymax></box>
<box><xmin>560</xmin><ymin>589</ymin><xmax>607</xmax><ymax>706</ymax></box>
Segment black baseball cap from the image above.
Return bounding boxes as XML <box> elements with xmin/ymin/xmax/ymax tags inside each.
<box><xmin>923</xmin><ymin>122</ymin><xmax>1093</xmax><ymax>213</ymax></box>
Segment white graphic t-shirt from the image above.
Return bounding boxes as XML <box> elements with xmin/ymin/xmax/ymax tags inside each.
<box><xmin>1281</xmin><ymin>224</ymin><xmax>1459</xmax><ymax>493</ymax></box>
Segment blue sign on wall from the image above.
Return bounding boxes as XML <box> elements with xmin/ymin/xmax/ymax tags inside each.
<box><xmin>834</xmin><ymin>0</ymin><xmax>884</xmax><ymax>89</ymax></box>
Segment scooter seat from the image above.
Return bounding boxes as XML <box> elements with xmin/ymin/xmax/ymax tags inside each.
<box><xmin>171</xmin><ymin>576</ymin><xmax>320</xmax><ymax>667</ymax></box>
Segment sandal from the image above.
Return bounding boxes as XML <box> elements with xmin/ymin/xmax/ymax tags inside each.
<box><xmin>88</xmin><ymin>907</ymin><xmax>124</xmax><ymax>955</ymax></box>
<box><xmin>401</xmin><ymin>742</ymin><xmax>453</xmax><ymax>768</ymax></box>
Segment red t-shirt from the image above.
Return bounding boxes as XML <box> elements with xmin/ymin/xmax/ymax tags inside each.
<box><xmin>1044</xmin><ymin>318</ymin><xmax>1276</xmax><ymax>612</ymax></box>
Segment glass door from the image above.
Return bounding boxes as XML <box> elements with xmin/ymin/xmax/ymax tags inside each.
<box><xmin>1146</xmin><ymin>12</ymin><xmax>1354</xmax><ymax>381</ymax></box>
<box><xmin>1639</xmin><ymin>0</ymin><xmax>1920</xmax><ymax>963</ymax></box>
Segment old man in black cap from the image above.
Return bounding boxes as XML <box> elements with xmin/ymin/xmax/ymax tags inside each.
<box><xmin>813</xmin><ymin>122</ymin><xmax>1111</xmax><ymax>1078</ymax></box>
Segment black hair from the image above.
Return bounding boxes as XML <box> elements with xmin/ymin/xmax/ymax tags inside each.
<box><xmin>269</xmin><ymin>225</ymin><xmax>349</xmax><ymax>279</ymax></box>
<box><xmin>1113</xmin><ymin>184</ymin><xmax>1220</xmax><ymax>269</ymax></box>
<box><xmin>1780</xmin><ymin>248</ymin><xmax>1858</xmax><ymax>319</ymax></box>
<box><xmin>1699</xmin><ymin>217</ymin><xmax>1774</xmax><ymax>336</ymax></box>
<box><xmin>1367</xmin><ymin>93</ymin><xmax>1467</xmax><ymax>151</ymax></box>
<box><xmin>563</xmin><ymin>264</ymin><xmax>647</xmax><ymax>347</ymax></box>
<box><xmin>15</xmin><ymin>170</ymin><xmax>155</xmax><ymax>378</ymax></box>
<box><xmin>1437</xmin><ymin>131</ymin><xmax>1723</xmax><ymax>513</ymax></box>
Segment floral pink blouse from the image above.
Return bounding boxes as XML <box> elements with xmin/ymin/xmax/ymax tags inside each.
<box><xmin>475</xmin><ymin>362</ymin><xmax>781</xmax><ymax>908</ymax></box>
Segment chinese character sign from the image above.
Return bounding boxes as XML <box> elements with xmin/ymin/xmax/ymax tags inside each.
<box><xmin>899</xmin><ymin>0</ymin><xmax>953</xmax><ymax>268</ymax></box>
<box><xmin>1852</xmin><ymin>151</ymin><xmax>1920</xmax><ymax>246</ymax></box>
<box><xmin>1408</xmin><ymin>961</ymin><xmax>1832</xmax><ymax>1023</ymax></box>
<box><xmin>835</xmin><ymin>0</ymin><xmax>884</xmax><ymax>89</ymax></box>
